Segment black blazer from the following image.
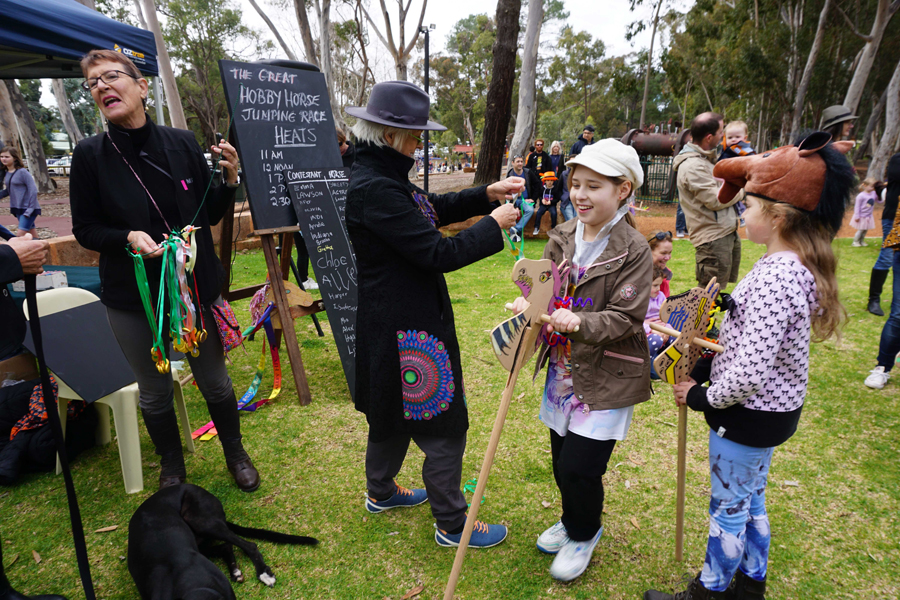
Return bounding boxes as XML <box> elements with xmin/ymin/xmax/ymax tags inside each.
<box><xmin>70</xmin><ymin>116</ymin><xmax>235</xmax><ymax>310</ymax></box>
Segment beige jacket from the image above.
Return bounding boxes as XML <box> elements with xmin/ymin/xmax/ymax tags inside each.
<box><xmin>673</xmin><ymin>143</ymin><xmax>743</xmax><ymax>246</ymax></box>
<box><xmin>533</xmin><ymin>218</ymin><xmax>653</xmax><ymax>412</ymax></box>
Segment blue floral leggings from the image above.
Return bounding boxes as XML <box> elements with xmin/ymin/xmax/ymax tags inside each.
<box><xmin>700</xmin><ymin>431</ymin><xmax>774</xmax><ymax>592</ymax></box>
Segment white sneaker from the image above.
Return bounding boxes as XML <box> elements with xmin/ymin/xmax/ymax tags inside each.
<box><xmin>864</xmin><ymin>366</ymin><xmax>890</xmax><ymax>389</ymax></box>
<box><xmin>536</xmin><ymin>520</ymin><xmax>569</xmax><ymax>554</ymax></box>
<box><xmin>549</xmin><ymin>526</ymin><xmax>603</xmax><ymax>581</ymax></box>
<box><xmin>509</xmin><ymin>228</ymin><xmax>521</xmax><ymax>243</ymax></box>
<box><xmin>851</xmin><ymin>242</ymin><xmax>863</xmax><ymax>247</ymax></box>
<box><xmin>302</xmin><ymin>279</ymin><xmax>319</xmax><ymax>290</ymax></box>
<box><xmin>532</xmin><ymin>228</ymin><xmax>540</xmax><ymax>236</ymax></box>
<box><xmin>676</xmin><ymin>231</ymin><xmax>686</xmax><ymax>238</ymax></box>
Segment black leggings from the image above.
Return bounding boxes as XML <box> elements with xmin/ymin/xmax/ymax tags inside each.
<box><xmin>534</xmin><ymin>204</ymin><xmax>558</xmax><ymax>230</ymax></box>
<box><xmin>550</xmin><ymin>429</ymin><xmax>616</xmax><ymax>541</ymax></box>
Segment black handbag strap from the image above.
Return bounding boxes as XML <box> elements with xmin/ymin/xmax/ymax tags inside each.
<box><xmin>24</xmin><ymin>276</ymin><xmax>96</xmax><ymax>600</ymax></box>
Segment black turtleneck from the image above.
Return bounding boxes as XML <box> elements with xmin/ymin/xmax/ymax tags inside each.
<box><xmin>110</xmin><ymin>117</ymin><xmax>182</xmax><ymax>240</ymax></box>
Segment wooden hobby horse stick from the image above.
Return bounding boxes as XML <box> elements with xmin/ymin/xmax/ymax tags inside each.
<box><xmin>444</xmin><ymin>259</ymin><xmax>564</xmax><ymax>599</ymax></box>
<box><xmin>651</xmin><ymin>277</ymin><xmax>724</xmax><ymax>562</ymax></box>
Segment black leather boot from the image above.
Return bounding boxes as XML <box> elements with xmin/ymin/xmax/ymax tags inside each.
<box><xmin>140</xmin><ymin>406</ymin><xmax>187</xmax><ymax>489</ymax></box>
<box><xmin>644</xmin><ymin>575</ymin><xmax>729</xmax><ymax>600</ymax></box>
<box><xmin>724</xmin><ymin>570</ymin><xmax>766</xmax><ymax>600</ymax></box>
<box><xmin>206</xmin><ymin>394</ymin><xmax>260</xmax><ymax>492</ymax></box>
<box><xmin>867</xmin><ymin>269</ymin><xmax>889</xmax><ymax>316</ymax></box>
<box><xmin>0</xmin><ymin>538</ymin><xmax>68</xmax><ymax>600</ymax></box>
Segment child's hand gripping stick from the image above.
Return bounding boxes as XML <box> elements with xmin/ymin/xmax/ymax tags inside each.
<box><xmin>504</xmin><ymin>302</ymin><xmax>580</xmax><ymax>332</ymax></box>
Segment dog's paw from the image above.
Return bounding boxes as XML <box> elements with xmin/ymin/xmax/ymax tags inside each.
<box><xmin>231</xmin><ymin>568</ymin><xmax>244</xmax><ymax>583</ymax></box>
<box><xmin>259</xmin><ymin>571</ymin><xmax>276</xmax><ymax>587</ymax></box>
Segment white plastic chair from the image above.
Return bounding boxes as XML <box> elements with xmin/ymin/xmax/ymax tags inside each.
<box><xmin>22</xmin><ymin>287</ymin><xmax>194</xmax><ymax>494</ymax></box>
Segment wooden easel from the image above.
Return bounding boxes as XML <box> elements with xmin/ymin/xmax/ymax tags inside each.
<box><xmin>218</xmin><ymin>212</ymin><xmax>323</xmax><ymax>406</ymax></box>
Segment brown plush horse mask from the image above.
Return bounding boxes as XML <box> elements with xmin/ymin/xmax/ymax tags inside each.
<box><xmin>714</xmin><ymin>132</ymin><xmax>854</xmax><ymax>211</ymax></box>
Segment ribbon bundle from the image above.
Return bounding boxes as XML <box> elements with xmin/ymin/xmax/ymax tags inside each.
<box><xmin>131</xmin><ymin>225</ymin><xmax>207</xmax><ymax>374</ymax></box>
<box><xmin>190</xmin><ymin>301</ymin><xmax>282</xmax><ymax>441</ymax></box>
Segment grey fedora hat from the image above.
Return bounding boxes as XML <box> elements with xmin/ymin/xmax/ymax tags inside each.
<box><xmin>345</xmin><ymin>81</ymin><xmax>446</xmax><ymax>131</ymax></box>
<box><xmin>820</xmin><ymin>105</ymin><xmax>858</xmax><ymax>130</ymax></box>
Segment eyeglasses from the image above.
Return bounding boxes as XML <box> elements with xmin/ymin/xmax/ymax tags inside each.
<box><xmin>410</xmin><ymin>133</ymin><xmax>423</xmax><ymax>144</ymax></box>
<box><xmin>647</xmin><ymin>231</ymin><xmax>672</xmax><ymax>241</ymax></box>
<box><xmin>82</xmin><ymin>69</ymin><xmax>138</xmax><ymax>91</ymax></box>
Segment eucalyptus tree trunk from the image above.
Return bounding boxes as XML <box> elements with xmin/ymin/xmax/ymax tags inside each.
<box><xmin>313</xmin><ymin>0</ymin><xmax>341</xmax><ymax>126</ymax></box>
<box><xmin>509</xmin><ymin>0</ymin><xmax>544</xmax><ymax>161</ymax></box>
<box><xmin>141</xmin><ymin>0</ymin><xmax>188</xmax><ymax>129</ymax></box>
<box><xmin>854</xmin><ymin>85</ymin><xmax>888</xmax><ymax>161</ymax></box>
<box><xmin>868</xmin><ymin>57</ymin><xmax>900</xmax><ymax>181</ymax></box>
<box><xmin>474</xmin><ymin>0</ymin><xmax>521</xmax><ymax>185</ymax></box>
<box><xmin>132</xmin><ymin>0</ymin><xmax>147</xmax><ymax>27</ymax></box>
<box><xmin>0</xmin><ymin>83</ymin><xmax>20</xmax><ymax>151</ymax></box>
<box><xmin>842</xmin><ymin>0</ymin><xmax>899</xmax><ymax>115</ymax></box>
<box><xmin>292</xmin><ymin>0</ymin><xmax>319</xmax><ymax>66</ymax></box>
<box><xmin>249</xmin><ymin>0</ymin><xmax>298</xmax><ymax>61</ymax></box>
<box><xmin>359</xmin><ymin>0</ymin><xmax>428</xmax><ymax>81</ymax></box>
<box><xmin>52</xmin><ymin>79</ymin><xmax>84</xmax><ymax>147</ymax></box>
<box><xmin>790</xmin><ymin>0</ymin><xmax>832</xmax><ymax>141</ymax></box>
<box><xmin>4</xmin><ymin>81</ymin><xmax>55</xmax><ymax>192</ymax></box>
<box><xmin>639</xmin><ymin>0</ymin><xmax>663</xmax><ymax>130</ymax></box>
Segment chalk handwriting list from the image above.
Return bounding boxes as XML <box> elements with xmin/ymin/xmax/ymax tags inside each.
<box><xmin>219</xmin><ymin>59</ymin><xmax>342</xmax><ymax>231</ymax></box>
<box><xmin>287</xmin><ymin>168</ymin><xmax>357</xmax><ymax>395</ymax></box>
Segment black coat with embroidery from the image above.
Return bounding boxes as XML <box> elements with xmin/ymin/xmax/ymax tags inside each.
<box><xmin>346</xmin><ymin>143</ymin><xmax>503</xmax><ymax>442</ymax></box>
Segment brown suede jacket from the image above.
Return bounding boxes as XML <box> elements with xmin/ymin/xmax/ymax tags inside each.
<box><xmin>533</xmin><ymin>217</ymin><xmax>654</xmax><ymax>411</ymax></box>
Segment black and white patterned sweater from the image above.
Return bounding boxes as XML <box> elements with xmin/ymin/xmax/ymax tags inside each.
<box><xmin>687</xmin><ymin>251</ymin><xmax>817</xmax><ymax>448</ymax></box>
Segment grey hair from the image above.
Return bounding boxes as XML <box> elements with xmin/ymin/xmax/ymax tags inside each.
<box><xmin>350</xmin><ymin>119</ymin><xmax>414</xmax><ymax>153</ymax></box>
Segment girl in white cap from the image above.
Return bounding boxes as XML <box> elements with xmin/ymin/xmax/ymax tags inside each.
<box><xmin>511</xmin><ymin>139</ymin><xmax>653</xmax><ymax>582</ymax></box>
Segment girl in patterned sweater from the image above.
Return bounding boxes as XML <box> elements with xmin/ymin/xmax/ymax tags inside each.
<box><xmin>644</xmin><ymin>132</ymin><xmax>855</xmax><ymax>600</ymax></box>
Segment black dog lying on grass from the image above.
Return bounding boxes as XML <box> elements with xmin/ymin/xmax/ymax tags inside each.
<box><xmin>128</xmin><ymin>484</ymin><xmax>317</xmax><ymax>599</ymax></box>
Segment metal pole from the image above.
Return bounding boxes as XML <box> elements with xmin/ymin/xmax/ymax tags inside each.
<box><xmin>423</xmin><ymin>27</ymin><xmax>430</xmax><ymax>194</ymax></box>
<box><xmin>154</xmin><ymin>77</ymin><xmax>165</xmax><ymax>126</ymax></box>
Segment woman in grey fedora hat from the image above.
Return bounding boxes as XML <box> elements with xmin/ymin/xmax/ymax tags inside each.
<box><xmin>345</xmin><ymin>80</ymin><xmax>523</xmax><ymax>549</ymax></box>
<box><xmin>820</xmin><ymin>105</ymin><xmax>858</xmax><ymax>141</ymax></box>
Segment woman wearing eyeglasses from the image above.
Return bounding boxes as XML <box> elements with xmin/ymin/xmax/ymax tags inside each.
<box><xmin>69</xmin><ymin>50</ymin><xmax>260</xmax><ymax>492</ymax></box>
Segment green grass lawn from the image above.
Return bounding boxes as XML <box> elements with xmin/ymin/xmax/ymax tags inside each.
<box><xmin>1</xmin><ymin>238</ymin><xmax>897</xmax><ymax>599</ymax></box>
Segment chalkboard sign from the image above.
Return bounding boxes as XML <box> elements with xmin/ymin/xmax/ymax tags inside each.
<box><xmin>219</xmin><ymin>59</ymin><xmax>342</xmax><ymax>230</ymax></box>
<box><xmin>286</xmin><ymin>168</ymin><xmax>357</xmax><ymax>396</ymax></box>
<box><xmin>220</xmin><ymin>59</ymin><xmax>358</xmax><ymax>397</ymax></box>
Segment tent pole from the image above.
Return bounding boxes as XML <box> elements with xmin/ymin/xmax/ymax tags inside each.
<box><xmin>154</xmin><ymin>77</ymin><xmax>165</xmax><ymax>126</ymax></box>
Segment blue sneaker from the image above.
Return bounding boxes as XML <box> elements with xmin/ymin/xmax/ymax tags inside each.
<box><xmin>434</xmin><ymin>520</ymin><xmax>508</xmax><ymax>548</ymax></box>
<box><xmin>365</xmin><ymin>482</ymin><xmax>428</xmax><ymax>513</ymax></box>
<box><xmin>549</xmin><ymin>526</ymin><xmax>603</xmax><ymax>581</ymax></box>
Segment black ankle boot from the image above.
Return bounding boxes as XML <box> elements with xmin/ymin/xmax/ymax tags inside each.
<box><xmin>206</xmin><ymin>394</ymin><xmax>260</xmax><ymax>492</ymax></box>
<box><xmin>140</xmin><ymin>407</ymin><xmax>187</xmax><ymax>489</ymax></box>
<box><xmin>644</xmin><ymin>575</ymin><xmax>729</xmax><ymax>600</ymax></box>
<box><xmin>724</xmin><ymin>571</ymin><xmax>766</xmax><ymax>600</ymax></box>
<box><xmin>867</xmin><ymin>269</ymin><xmax>889</xmax><ymax>316</ymax></box>
<box><xmin>0</xmin><ymin>539</ymin><xmax>68</xmax><ymax>600</ymax></box>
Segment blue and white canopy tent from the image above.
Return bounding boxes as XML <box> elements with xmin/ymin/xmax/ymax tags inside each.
<box><xmin>0</xmin><ymin>0</ymin><xmax>158</xmax><ymax>79</ymax></box>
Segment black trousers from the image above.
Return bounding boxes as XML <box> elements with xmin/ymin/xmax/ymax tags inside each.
<box><xmin>550</xmin><ymin>429</ymin><xmax>616</xmax><ymax>541</ymax></box>
<box><xmin>534</xmin><ymin>204</ymin><xmax>558</xmax><ymax>230</ymax></box>
<box><xmin>366</xmin><ymin>432</ymin><xmax>468</xmax><ymax>532</ymax></box>
<box><xmin>293</xmin><ymin>232</ymin><xmax>310</xmax><ymax>282</ymax></box>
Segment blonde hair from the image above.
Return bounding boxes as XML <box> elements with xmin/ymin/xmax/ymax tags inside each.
<box><xmin>350</xmin><ymin>119</ymin><xmax>415</xmax><ymax>153</ymax></box>
<box><xmin>725</xmin><ymin>120</ymin><xmax>749</xmax><ymax>137</ymax></box>
<box><xmin>568</xmin><ymin>165</ymin><xmax>638</xmax><ymax>229</ymax></box>
<box><xmin>757</xmin><ymin>199</ymin><xmax>845</xmax><ymax>342</ymax></box>
<box><xmin>550</xmin><ymin>141</ymin><xmax>562</xmax><ymax>154</ymax></box>
<box><xmin>859</xmin><ymin>177</ymin><xmax>878</xmax><ymax>192</ymax></box>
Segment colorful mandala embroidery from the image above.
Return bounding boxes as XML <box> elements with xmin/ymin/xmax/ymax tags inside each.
<box><xmin>397</xmin><ymin>330</ymin><xmax>455</xmax><ymax>421</ymax></box>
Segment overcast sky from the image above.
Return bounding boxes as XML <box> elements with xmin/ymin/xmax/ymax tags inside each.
<box><xmin>42</xmin><ymin>0</ymin><xmax>691</xmax><ymax>107</ymax></box>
